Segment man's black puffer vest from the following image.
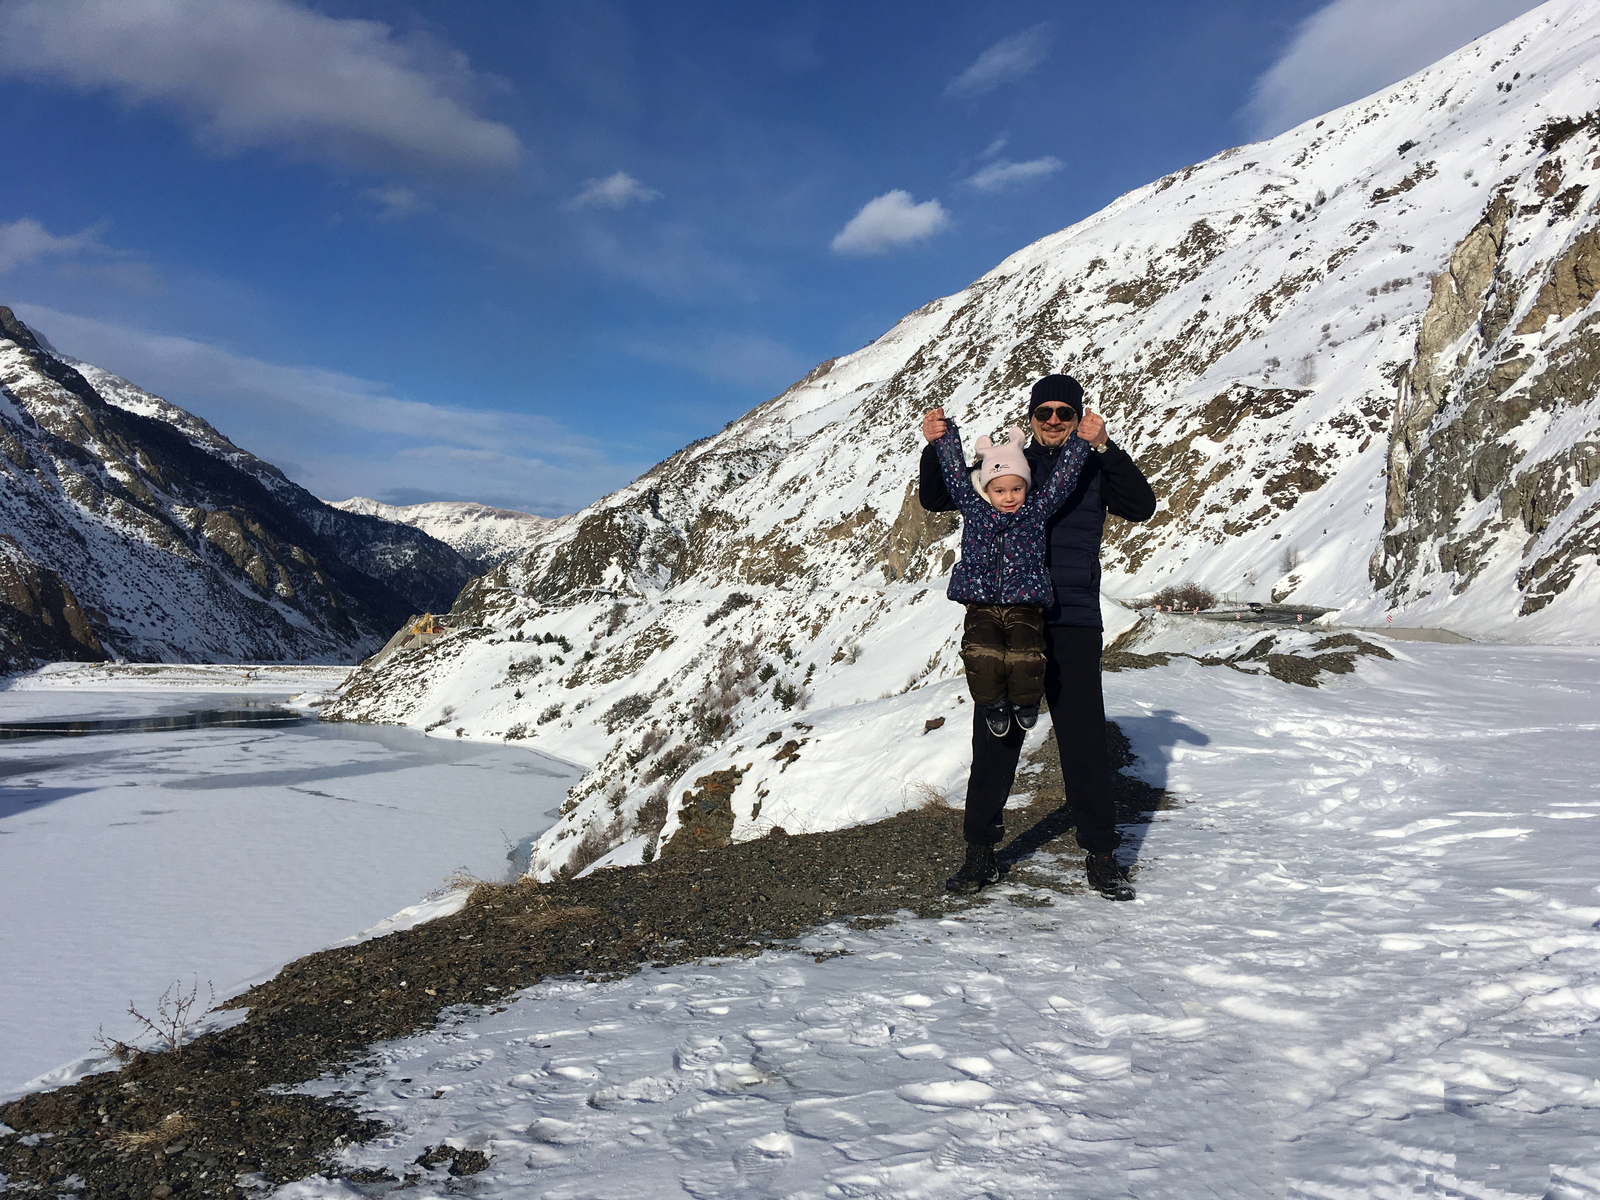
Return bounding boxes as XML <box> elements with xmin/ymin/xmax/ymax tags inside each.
<box><xmin>1026</xmin><ymin>440</ymin><xmax>1106</xmax><ymax>628</ymax></box>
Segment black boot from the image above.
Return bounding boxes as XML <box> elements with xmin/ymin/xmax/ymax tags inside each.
<box><xmin>980</xmin><ymin>700</ymin><xmax>1012</xmax><ymax>737</ymax></box>
<box><xmin>1085</xmin><ymin>852</ymin><xmax>1135</xmax><ymax>901</ymax></box>
<box><xmin>1013</xmin><ymin>703</ymin><xmax>1039</xmax><ymax>730</ymax></box>
<box><xmin>946</xmin><ymin>843</ymin><xmax>1001</xmax><ymax>894</ymax></box>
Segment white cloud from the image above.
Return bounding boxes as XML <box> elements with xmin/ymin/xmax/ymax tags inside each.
<box><xmin>57</xmin><ymin>261</ymin><xmax>166</xmax><ymax>296</ymax></box>
<box><xmin>362</xmin><ymin>185</ymin><xmax>425</xmax><ymax>222</ymax></box>
<box><xmin>11</xmin><ymin>304</ymin><xmax>637</xmax><ymax>516</ymax></box>
<box><xmin>0</xmin><ymin>0</ymin><xmax>521</xmax><ymax>175</ymax></box>
<box><xmin>1246</xmin><ymin>0</ymin><xmax>1545</xmax><ymax>138</ymax></box>
<box><xmin>565</xmin><ymin>171</ymin><xmax>662</xmax><ymax>211</ymax></box>
<box><xmin>966</xmin><ymin>156</ymin><xmax>1063</xmax><ymax>193</ymax></box>
<box><xmin>830</xmin><ymin>191</ymin><xmax>951</xmax><ymax>256</ymax></box>
<box><xmin>946</xmin><ymin>24</ymin><xmax>1054</xmax><ymax>98</ymax></box>
<box><xmin>0</xmin><ymin>218</ymin><xmax>101</xmax><ymax>273</ymax></box>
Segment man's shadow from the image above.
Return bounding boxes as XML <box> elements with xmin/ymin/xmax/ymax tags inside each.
<box><xmin>999</xmin><ymin>710</ymin><xmax>1209</xmax><ymax>872</ymax></box>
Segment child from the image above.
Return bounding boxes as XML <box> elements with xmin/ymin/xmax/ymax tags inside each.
<box><xmin>931</xmin><ymin>416</ymin><xmax>1091</xmax><ymax>737</ymax></box>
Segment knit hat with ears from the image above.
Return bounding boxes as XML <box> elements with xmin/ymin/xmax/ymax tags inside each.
<box><xmin>969</xmin><ymin>426</ymin><xmax>1033</xmax><ymax>497</ymax></box>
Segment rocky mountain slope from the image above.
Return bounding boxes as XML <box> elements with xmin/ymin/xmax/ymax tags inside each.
<box><xmin>327</xmin><ymin>0</ymin><xmax>1600</xmax><ymax>878</ymax></box>
<box><xmin>331</xmin><ymin>496</ymin><xmax>554</xmax><ymax>571</ymax></box>
<box><xmin>0</xmin><ymin>309</ymin><xmax>474</xmax><ymax>665</ymax></box>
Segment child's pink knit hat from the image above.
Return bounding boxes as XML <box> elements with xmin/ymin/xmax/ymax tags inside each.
<box><xmin>970</xmin><ymin>427</ymin><xmax>1032</xmax><ymax>494</ymax></box>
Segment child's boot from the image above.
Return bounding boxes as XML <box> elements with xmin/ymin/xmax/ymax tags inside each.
<box><xmin>1014</xmin><ymin>704</ymin><xmax>1039</xmax><ymax>730</ymax></box>
<box><xmin>980</xmin><ymin>700</ymin><xmax>1012</xmax><ymax>737</ymax></box>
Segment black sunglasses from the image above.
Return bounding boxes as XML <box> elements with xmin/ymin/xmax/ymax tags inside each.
<box><xmin>1032</xmin><ymin>405</ymin><xmax>1078</xmax><ymax>423</ymax></box>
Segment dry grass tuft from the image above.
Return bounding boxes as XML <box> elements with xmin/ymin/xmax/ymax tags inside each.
<box><xmin>109</xmin><ymin>1113</ymin><xmax>194</xmax><ymax>1150</ymax></box>
<box><xmin>904</xmin><ymin>780</ymin><xmax>955</xmax><ymax>812</ymax></box>
<box><xmin>426</xmin><ymin>867</ymin><xmax>489</xmax><ymax>900</ymax></box>
<box><xmin>510</xmin><ymin>903</ymin><xmax>603</xmax><ymax>932</ymax></box>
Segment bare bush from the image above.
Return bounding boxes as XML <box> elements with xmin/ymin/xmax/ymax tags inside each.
<box><xmin>123</xmin><ymin>978</ymin><xmax>215</xmax><ymax>1056</ymax></box>
<box><xmin>424</xmin><ymin>704</ymin><xmax>456</xmax><ymax>732</ymax></box>
<box><xmin>605</xmin><ymin>604</ymin><xmax>627</xmax><ymax>635</ymax></box>
<box><xmin>1280</xmin><ymin>544</ymin><xmax>1302</xmax><ymax>573</ymax></box>
<box><xmin>629</xmin><ymin>723</ymin><xmax>668</xmax><ymax>765</ymax></box>
<box><xmin>560</xmin><ymin>823</ymin><xmax>613</xmax><ymax>879</ymax></box>
<box><xmin>539</xmin><ymin>703</ymin><xmax>564</xmax><ymax>724</ymax></box>
<box><xmin>93</xmin><ymin>1027</ymin><xmax>136</xmax><ymax>1065</ymax></box>
<box><xmin>1149</xmin><ymin>583</ymin><xmax>1217</xmax><ymax>612</ymax></box>
<box><xmin>604</xmin><ymin>693</ymin><xmax>652</xmax><ymax>732</ymax></box>
<box><xmin>704</xmin><ymin>592</ymin><xmax>755</xmax><ymax>626</ymax></box>
<box><xmin>504</xmin><ymin>722</ymin><xmax>530</xmax><ymax>741</ymax></box>
<box><xmin>640</xmin><ymin>742</ymin><xmax>696</xmax><ymax>786</ymax></box>
<box><xmin>505</xmin><ymin>656</ymin><xmax>544</xmax><ymax>683</ymax></box>
<box><xmin>638</xmin><ymin>782</ymin><xmax>669</xmax><ymax>831</ymax></box>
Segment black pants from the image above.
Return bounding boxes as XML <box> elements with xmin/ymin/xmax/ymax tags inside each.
<box><xmin>960</xmin><ymin>604</ymin><xmax>1046</xmax><ymax>707</ymax></box>
<box><xmin>962</xmin><ymin>624</ymin><xmax>1117</xmax><ymax>853</ymax></box>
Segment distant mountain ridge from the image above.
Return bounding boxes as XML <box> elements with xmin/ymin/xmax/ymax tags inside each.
<box><xmin>327</xmin><ymin>0</ymin><xmax>1600</xmax><ymax>880</ymax></box>
<box><xmin>0</xmin><ymin>308</ymin><xmax>474</xmax><ymax>666</ymax></box>
<box><xmin>332</xmin><ymin>497</ymin><xmax>554</xmax><ymax>572</ymax></box>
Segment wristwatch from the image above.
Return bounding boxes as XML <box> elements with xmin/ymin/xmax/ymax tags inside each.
<box><xmin>1092</xmin><ymin>440</ymin><xmax>1108</xmax><ymax>454</ymax></box>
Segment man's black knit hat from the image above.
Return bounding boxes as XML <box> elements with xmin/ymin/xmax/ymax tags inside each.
<box><xmin>1029</xmin><ymin>374</ymin><xmax>1084</xmax><ymax>419</ymax></box>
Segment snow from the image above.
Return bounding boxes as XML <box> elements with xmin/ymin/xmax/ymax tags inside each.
<box><xmin>280</xmin><ymin>642</ymin><xmax>1600</xmax><ymax>1197</ymax></box>
<box><xmin>0</xmin><ymin>667</ymin><xmax>580</xmax><ymax>1096</ymax></box>
<box><xmin>330</xmin><ymin>497</ymin><xmax>553</xmax><ymax>569</ymax></box>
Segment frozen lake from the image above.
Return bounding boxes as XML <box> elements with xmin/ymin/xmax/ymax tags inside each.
<box><xmin>0</xmin><ymin>666</ymin><xmax>580</xmax><ymax>1094</ymax></box>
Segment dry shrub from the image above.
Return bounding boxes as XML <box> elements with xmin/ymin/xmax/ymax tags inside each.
<box><xmin>1149</xmin><ymin>583</ymin><xmax>1217</xmax><ymax>612</ymax></box>
<box><xmin>560</xmin><ymin>824</ymin><xmax>612</xmax><ymax>879</ymax></box>
<box><xmin>604</xmin><ymin>693</ymin><xmax>652</xmax><ymax>732</ymax></box>
<box><xmin>638</xmin><ymin>782</ymin><xmax>669</xmax><ymax>831</ymax></box>
<box><xmin>704</xmin><ymin>592</ymin><xmax>755</xmax><ymax>626</ymax></box>
<box><xmin>632</xmin><ymin>723</ymin><xmax>668</xmax><ymax>763</ymax></box>
<box><xmin>110</xmin><ymin>1113</ymin><xmax>195</xmax><ymax>1150</ymax></box>
<box><xmin>641</xmin><ymin>742</ymin><xmax>695</xmax><ymax>786</ymax></box>
<box><xmin>121</xmin><ymin>978</ymin><xmax>214</xmax><ymax>1056</ymax></box>
<box><xmin>905</xmin><ymin>780</ymin><xmax>954</xmax><ymax>812</ymax></box>
<box><xmin>427</xmin><ymin>866</ymin><xmax>488</xmax><ymax>900</ymax></box>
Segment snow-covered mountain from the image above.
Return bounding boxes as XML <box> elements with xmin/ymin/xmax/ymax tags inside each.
<box><xmin>331</xmin><ymin>497</ymin><xmax>554</xmax><ymax>571</ymax></box>
<box><xmin>0</xmin><ymin>309</ymin><xmax>475</xmax><ymax>664</ymax></box>
<box><xmin>327</xmin><ymin>0</ymin><xmax>1600</xmax><ymax>878</ymax></box>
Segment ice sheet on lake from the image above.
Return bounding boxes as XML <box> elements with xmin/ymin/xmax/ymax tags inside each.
<box><xmin>0</xmin><ymin>670</ymin><xmax>580</xmax><ymax>1095</ymax></box>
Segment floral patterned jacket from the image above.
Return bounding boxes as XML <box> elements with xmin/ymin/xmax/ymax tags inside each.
<box><xmin>933</xmin><ymin>419</ymin><xmax>1091</xmax><ymax>606</ymax></box>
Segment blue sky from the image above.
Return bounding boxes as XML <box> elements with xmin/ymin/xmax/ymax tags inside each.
<box><xmin>0</xmin><ymin>0</ymin><xmax>1543</xmax><ymax>515</ymax></box>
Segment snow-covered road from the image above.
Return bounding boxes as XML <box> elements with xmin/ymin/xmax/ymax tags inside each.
<box><xmin>286</xmin><ymin>641</ymin><xmax>1600</xmax><ymax>1198</ymax></box>
<box><xmin>0</xmin><ymin>668</ymin><xmax>579</xmax><ymax>1096</ymax></box>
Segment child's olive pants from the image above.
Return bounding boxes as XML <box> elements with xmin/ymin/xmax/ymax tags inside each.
<box><xmin>960</xmin><ymin>604</ymin><xmax>1046</xmax><ymax>707</ymax></box>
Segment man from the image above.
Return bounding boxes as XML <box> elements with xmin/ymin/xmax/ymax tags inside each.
<box><xmin>919</xmin><ymin>373</ymin><xmax>1157</xmax><ymax>900</ymax></box>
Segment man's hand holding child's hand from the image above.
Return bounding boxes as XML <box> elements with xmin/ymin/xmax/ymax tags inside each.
<box><xmin>922</xmin><ymin>407</ymin><xmax>948</xmax><ymax>443</ymax></box>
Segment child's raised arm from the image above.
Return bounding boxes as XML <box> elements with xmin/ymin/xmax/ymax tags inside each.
<box><xmin>1027</xmin><ymin>435</ymin><xmax>1092</xmax><ymax>517</ymax></box>
<box><xmin>931</xmin><ymin>418</ymin><xmax>992</xmax><ymax>524</ymax></box>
